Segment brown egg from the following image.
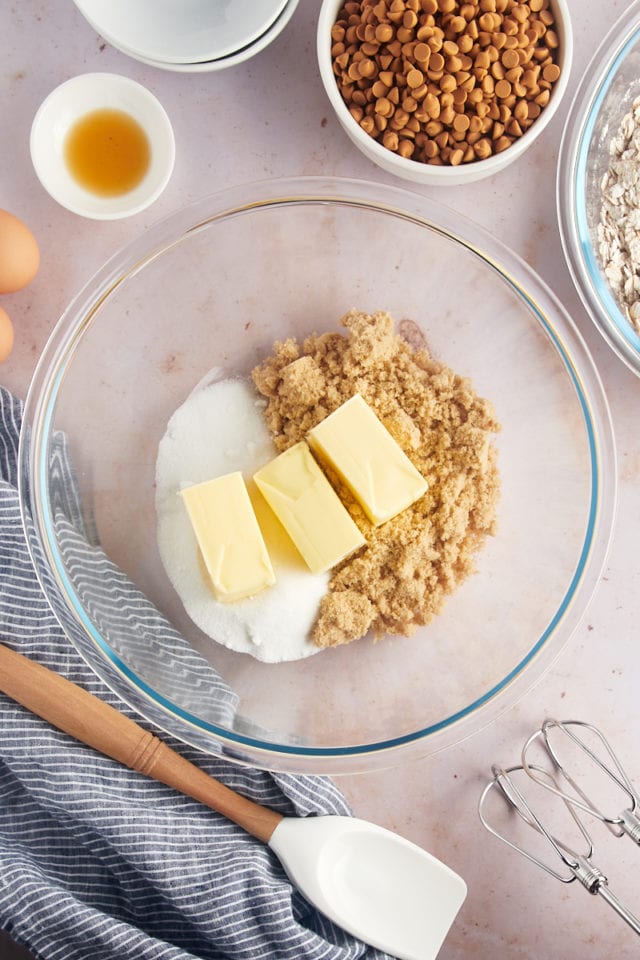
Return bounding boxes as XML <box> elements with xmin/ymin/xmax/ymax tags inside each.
<box><xmin>0</xmin><ymin>209</ymin><xmax>40</xmax><ymax>294</ymax></box>
<box><xmin>0</xmin><ymin>306</ymin><xmax>15</xmax><ymax>363</ymax></box>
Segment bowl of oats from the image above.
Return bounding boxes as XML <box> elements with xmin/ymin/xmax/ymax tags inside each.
<box><xmin>20</xmin><ymin>176</ymin><xmax>615</xmax><ymax>772</ymax></box>
<box><xmin>558</xmin><ymin>0</ymin><xmax>640</xmax><ymax>376</ymax></box>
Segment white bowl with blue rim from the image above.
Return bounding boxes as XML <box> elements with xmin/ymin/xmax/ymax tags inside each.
<box><xmin>558</xmin><ymin>0</ymin><xmax>640</xmax><ymax>376</ymax></box>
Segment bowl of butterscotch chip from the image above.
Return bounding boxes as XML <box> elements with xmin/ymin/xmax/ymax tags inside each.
<box><xmin>318</xmin><ymin>0</ymin><xmax>572</xmax><ymax>184</ymax></box>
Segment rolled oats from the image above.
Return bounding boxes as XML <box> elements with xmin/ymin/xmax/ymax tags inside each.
<box><xmin>597</xmin><ymin>96</ymin><xmax>640</xmax><ymax>334</ymax></box>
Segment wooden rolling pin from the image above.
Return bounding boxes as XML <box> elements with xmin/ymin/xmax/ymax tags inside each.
<box><xmin>0</xmin><ymin>642</ymin><xmax>282</xmax><ymax>843</ymax></box>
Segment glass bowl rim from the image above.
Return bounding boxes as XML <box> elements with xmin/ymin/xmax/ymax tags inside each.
<box><xmin>19</xmin><ymin>175</ymin><xmax>617</xmax><ymax>772</ymax></box>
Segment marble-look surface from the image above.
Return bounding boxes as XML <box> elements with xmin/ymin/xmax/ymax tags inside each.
<box><xmin>2</xmin><ymin>1</ymin><xmax>640</xmax><ymax>957</ymax></box>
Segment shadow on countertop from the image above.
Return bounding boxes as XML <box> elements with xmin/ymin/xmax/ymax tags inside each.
<box><xmin>0</xmin><ymin>931</ymin><xmax>35</xmax><ymax>959</ymax></box>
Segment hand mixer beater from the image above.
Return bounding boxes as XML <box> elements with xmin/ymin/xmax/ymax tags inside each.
<box><xmin>478</xmin><ymin>718</ymin><xmax>640</xmax><ymax>935</ymax></box>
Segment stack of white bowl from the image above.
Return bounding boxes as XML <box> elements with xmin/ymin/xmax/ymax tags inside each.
<box><xmin>72</xmin><ymin>0</ymin><xmax>299</xmax><ymax>72</ymax></box>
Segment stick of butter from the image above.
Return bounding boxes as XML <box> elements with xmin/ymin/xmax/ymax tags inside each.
<box><xmin>254</xmin><ymin>441</ymin><xmax>365</xmax><ymax>575</ymax></box>
<box><xmin>308</xmin><ymin>393</ymin><xmax>427</xmax><ymax>526</ymax></box>
<box><xmin>180</xmin><ymin>472</ymin><xmax>275</xmax><ymax>603</ymax></box>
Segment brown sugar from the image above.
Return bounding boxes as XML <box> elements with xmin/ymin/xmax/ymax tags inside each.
<box><xmin>251</xmin><ymin>309</ymin><xmax>500</xmax><ymax>647</ymax></box>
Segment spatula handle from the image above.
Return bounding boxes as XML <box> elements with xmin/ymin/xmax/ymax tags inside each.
<box><xmin>0</xmin><ymin>642</ymin><xmax>282</xmax><ymax>843</ymax></box>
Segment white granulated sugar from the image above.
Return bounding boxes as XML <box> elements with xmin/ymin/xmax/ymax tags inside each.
<box><xmin>598</xmin><ymin>95</ymin><xmax>640</xmax><ymax>333</ymax></box>
<box><xmin>155</xmin><ymin>376</ymin><xmax>328</xmax><ymax>663</ymax></box>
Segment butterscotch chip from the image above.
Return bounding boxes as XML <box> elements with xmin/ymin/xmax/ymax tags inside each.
<box><xmin>407</xmin><ymin>70</ymin><xmax>424</xmax><ymax>90</ymax></box>
<box><xmin>501</xmin><ymin>48</ymin><xmax>520</xmax><ymax>69</ymax></box>
<box><xmin>453</xmin><ymin>113</ymin><xmax>470</xmax><ymax>132</ymax></box>
<box><xmin>543</xmin><ymin>62</ymin><xmax>561</xmax><ymax>82</ymax></box>
<box><xmin>494</xmin><ymin>134</ymin><xmax>513</xmax><ymax>152</ymax></box>
<box><xmin>398</xmin><ymin>138</ymin><xmax>416</xmax><ymax>157</ymax></box>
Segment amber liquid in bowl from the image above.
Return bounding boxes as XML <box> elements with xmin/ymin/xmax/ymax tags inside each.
<box><xmin>64</xmin><ymin>108</ymin><xmax>150</xmax><ymax>197</ymax></box>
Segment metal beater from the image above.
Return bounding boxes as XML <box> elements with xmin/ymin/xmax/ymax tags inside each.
<box><xmin>522</xmin><ymin>719</ymin><xmax>640</xmax><ymax>845</ymax></box>
<box><xmin>478</xmin><ymin>719</ymin><xmax>640</xmax><ymax>935</ymax></box>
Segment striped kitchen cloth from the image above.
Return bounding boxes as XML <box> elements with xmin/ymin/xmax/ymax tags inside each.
<box><xmin>0</xmin><ymin>387</ymin><xmax>391</xmax><ymax>960</ymax></box>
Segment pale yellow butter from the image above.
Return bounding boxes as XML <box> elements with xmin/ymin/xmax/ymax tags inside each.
<box><xmin>254</xmin><ymin>441</ymin><xmax>365</xmax><ymax>575</ymax></box>
<box><xmin>308</xmin><ymin>393</ymin><xmax>427</xmax><ymax>526</ymax></box>
<box><xmin>180</xmin><ymin>472</ymin><xmax>275</xmax><ymax>603</ymax></box>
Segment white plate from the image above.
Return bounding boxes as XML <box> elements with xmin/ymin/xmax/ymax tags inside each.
<box><xmin>73</xmin><ymin>0</ymin><xmax>289</xmax><ymax>64</ymax></box>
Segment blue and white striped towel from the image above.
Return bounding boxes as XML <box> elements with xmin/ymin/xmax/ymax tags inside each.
<box><xmin>0</xmin><ymin>387</ymin><xmax>391</xmax><ymax>960</ymax></box>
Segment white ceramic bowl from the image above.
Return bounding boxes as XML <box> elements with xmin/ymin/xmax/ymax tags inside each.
<box><xmin>73</xmin><ymin>0</ymin><xmax>299</xmax><ymax>72</ymax></box>
<box><xmin>317</xmin><ymin>0</ymin><xmax>573</xmax><ymax>186</ymax></box>
<box><xmin>72</xmin><ymin>0</ymin><xmax>288</xmax><ymax>64</ymax></box>
<box><xmin>30</xmin><ymin>73</ymin><xmax>175</xmax><ymax>221</ymax></box>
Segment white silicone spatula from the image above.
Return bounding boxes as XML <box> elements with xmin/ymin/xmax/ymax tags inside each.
<box><xmin>0</xmin><ymin>642</ymin><xmax>466</xmax><ymax>960</ymax></box>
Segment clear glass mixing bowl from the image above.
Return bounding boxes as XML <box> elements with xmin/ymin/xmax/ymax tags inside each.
<box><xmin>19</xmin><ymin>177</ymin><xmax>616</xmax><ymax>773</ymax></box>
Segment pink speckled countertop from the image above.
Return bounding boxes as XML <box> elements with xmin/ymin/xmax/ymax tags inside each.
<box><xmin>2</xmin><ymin>1</ymin><xmax>640</xmax><ymax>958</ymax></box>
